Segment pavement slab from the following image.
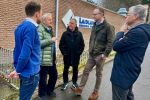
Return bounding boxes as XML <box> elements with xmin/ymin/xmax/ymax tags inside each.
<box><xmin>0</xmin><ymin>77</ymin><xmax>14</xmax><ymax>100</ymax></box>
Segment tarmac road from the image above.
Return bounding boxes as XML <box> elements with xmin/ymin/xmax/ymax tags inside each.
<box><xmin>47</xmin><ymin>45</ymin><xmax>150</xmax><ymax>100</ymax></box>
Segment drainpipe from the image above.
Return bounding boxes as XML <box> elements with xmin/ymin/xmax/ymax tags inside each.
<box><xmin>55</xmin><ymin>0</ymin><xmax>59</xmax><ymax>56</ymax></box>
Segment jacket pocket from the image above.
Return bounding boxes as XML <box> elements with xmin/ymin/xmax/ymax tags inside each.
<box><xmin>98</xmin><ymin>33</ymin><xmax>106</xmax><ymax>42</ymax></box>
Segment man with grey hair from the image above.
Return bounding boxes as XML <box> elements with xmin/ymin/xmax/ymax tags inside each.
<box><xmin>110</xmin><ymin>5</ymin><xmax>150</xmax><ymax>100</ymax></box>
<box><xmin>38</xmin><ymin>13</ymin><xmax>58</xmax><ymax>100</ymax></box>
<box><xmin>59</xmin><ymin>18</ymin><xmax>85</xmax><ymax>90</ymax></box>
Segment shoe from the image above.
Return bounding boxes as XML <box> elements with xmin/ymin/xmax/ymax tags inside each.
<box><xmin>72</xmin><ymin>83</ymin><xmax>78</xmax><ymax>88</ymax></box>
<box><xmin>61</xmin><ymin>83</ymin><xmax>68</xmax><ymax>90</ymax></box>
<box><xmin>47</xmin><ymin>92</ymin><xmax>56</xmax><ymax>97</ymax></box>
<box><xmin>71</xmin><ymin>87</ymin><xmax>82</xmax><ymax>95</ymax></box>
<box><xmin>89</xmin><ymin>91</ymin><xmax>99</xmax><ymax>100</ymax></box>
<box><xmin>37</xmin><ymin>96</ymin><xmax>50</xmax><ymax>100</ymax></box>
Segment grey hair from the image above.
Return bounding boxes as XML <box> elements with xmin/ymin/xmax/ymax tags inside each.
<box><xmin>70</xmin><ymin>18</ymin><xmax>77</xmax><ymax>24</ymax></box>
<box><xmin>42</xmin><ymin>13</ymin><xmax>52</xmax><ymax>20</ymax></box>
<box><xmin>130</xmin><ymin>5</ymin><xmax>147</xmax><ymax>21</ymax></box>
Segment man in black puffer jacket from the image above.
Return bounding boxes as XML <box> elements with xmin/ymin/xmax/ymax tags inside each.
<box><xmin>59</xmin><ymin>18</ymin><xmax>85</xmax><ymax>90</ymax></box>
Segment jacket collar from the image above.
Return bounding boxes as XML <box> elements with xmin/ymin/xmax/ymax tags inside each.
<box><xmin>93</xmin><ymin>19</ymin><xmax>106</xmax><ymax>26</ymax></box>
<box><xmin>41</xmin><ymin>22</ymin><xmax>52</xmax><ymax>32</ymax></box>
<box><xmin>93</xmin><ymin>19</ymin><xmax>107</xmax><ymax>31</ymax></box>
<box><xmin>96</xmin><ymin>18</ymin><xmax>104</xmax><ymax>25</ymax></box>
<box><xmin>40</xmin><ymin>22</ymin><xmax>53</xmax><ymax>37</ymax></box>
<box><xmin>66</xmin><ymin>26</ymin><xmax>79</xmax><ymax>35</ymax></box>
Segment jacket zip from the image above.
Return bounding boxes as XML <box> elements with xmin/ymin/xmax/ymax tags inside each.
<box><xmin>42</xmin><ymin>49</ymin><xmax>44</xmax><ymax>61</ymax></box>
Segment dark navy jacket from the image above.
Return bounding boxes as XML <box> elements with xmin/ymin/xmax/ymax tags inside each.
<box><xmin>110</xmin><ymin>23</ymin><xmax>150</xmax><ymax>89</ymax></box>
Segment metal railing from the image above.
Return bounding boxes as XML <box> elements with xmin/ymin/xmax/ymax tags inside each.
<box><xmin>56</xmin><ymin>42</ymin><xmax>89</xmax><ymax>76</ymax></box>
<box><xmin>0</xmin><ymin>47</ymin><xmax>19</xmax><ymax>89</ymax></box>
<box><xmin>0</xmin><ymin>42</ymin><xmax>89</xmax><ymax>89</ymax></box>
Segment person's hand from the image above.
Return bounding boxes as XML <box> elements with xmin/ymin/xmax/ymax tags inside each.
<box><xmin>8</xmin><ymin>71</ymin><xmax>19</xmax><ymax>79</ymax></box>
<box><xmin>102</xmin><ymin>54</ymin><xmax>107</xmax><ymax>59</ymax></box>
<box><xmin>51</xmin><ymin>37</ymin><xmax>57</xmax><ymax>42</ymax></box>
<box><xmin>119</xmin><ymin>38</ymin><xmax>123</xmax><ymax>41</ymax></box>
<box><xmin>120</xmin><ymin>22</ymin><xmax>128</xmax><ymax>33</ymax></box>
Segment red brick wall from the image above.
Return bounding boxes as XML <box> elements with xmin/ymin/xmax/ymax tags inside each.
<box><xmin>0</xmin><ymin>0</ymin><xmax>56</xmax><ymax>50</ymax></box>
<box><xmin>0</xmin><ymin>0</ymin><xmax>125</xmax><ymax>50</ymax></box>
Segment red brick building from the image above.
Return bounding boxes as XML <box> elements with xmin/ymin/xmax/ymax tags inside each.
<box><xmin>0</xmin><ymin>0</ymin><xmax>125</xmax><ymax>50</ymax></box>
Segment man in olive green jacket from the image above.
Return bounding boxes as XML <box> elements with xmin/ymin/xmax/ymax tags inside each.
<box><xmin>72</xmin><ymin>8</ymin><xmax>115</xmax><ymax>100</ymax></box>
<box><xmin>38</xmin><ymin>13</ymin><xmax>57</xmax><ymax>100</ymax></box>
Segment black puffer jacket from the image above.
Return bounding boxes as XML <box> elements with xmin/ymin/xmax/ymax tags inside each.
<box><xmin>59</xmin><ymin>27</ymin><xmax>85</xmax><ymax>66</ymax></box>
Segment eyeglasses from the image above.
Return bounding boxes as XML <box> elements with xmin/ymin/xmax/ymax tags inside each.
<box><xmin>126</xmin><ymin>13</ymin><xmax>135</xmax><ymax>16</ymax></box>
<box><xmin>92</xmin><ymin>13</ymin><xmax>100</xmax><ymax>16</ymax></box>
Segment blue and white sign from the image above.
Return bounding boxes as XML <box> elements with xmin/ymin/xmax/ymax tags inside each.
<box><xmin>62</xmin><ymin>9</ymin><xmax>74</xmax><ymax>28</ymax></box>
<box><xmin>62</xmin><ymin>9</ymin><xmax>94</xmax><ymax>28</ymax></box>
<box><xmin>75</xmin><ymin>16</ymin><xmax>94</xmax><ymax>28</ymax></box>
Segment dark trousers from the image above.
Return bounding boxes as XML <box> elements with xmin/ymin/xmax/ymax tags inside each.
<box><xmin>63</xmin><ymin>63</ymin><xmax>78</xmax><ymax>84</ymax></box>
<box><xmin>112</xmin><ymin>83</ymin><xmax>134</xmax><ymax>100</ymax></box>
<box><xmin>19</xmin><ymin>73</ymin><xmax>39</xmax><ymax>100</ymax></box>
<box><xmin>38</xmin><ymin>58</ymin><xmax>58</xmax><ymax>97</ymax></box>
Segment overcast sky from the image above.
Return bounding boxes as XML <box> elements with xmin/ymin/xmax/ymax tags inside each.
<box><xmin>92</xmin><ymin>0</ymin><xmax>97</xmax><ymax>3</ymax></box>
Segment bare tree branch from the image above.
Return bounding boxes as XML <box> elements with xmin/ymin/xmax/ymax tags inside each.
<box><xmin>97</xmin><ymin>0</ymin><xmax>141</xmax><ymax>12</ymax></box>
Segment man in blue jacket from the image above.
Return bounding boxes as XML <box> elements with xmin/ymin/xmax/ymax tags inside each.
<box><xmin>8</xmin><ymin>1</ymin><xmax>42</xmax><ymax>100</ymax></box>
<box><xmin>110</xmin><ymin>5</ymin><xmax>150</xmax><ymax>100</ymax></box>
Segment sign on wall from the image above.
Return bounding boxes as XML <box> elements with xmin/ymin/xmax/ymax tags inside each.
<box><xmin>62</xmin><ymin>9</ymin><xmax>74</xmax><ymax>28</ymax></box>
<box><xmin>62</xmin><ymin>9</ymin><xmax>94</xmax><ymax>28</ymax></box>
<box><xmin>75</xmin><ymin>16</ymin><xmax>94</xmax><ymax>28</ymax></box>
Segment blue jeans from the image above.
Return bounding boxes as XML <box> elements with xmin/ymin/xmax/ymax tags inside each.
<box><xmin>112</xmin><ymin>83</ymin><xmax>134</xmax><ymax>100</ymax></box>
<box><xmin>19</xmin><ymin>73</ymin><xmax>39</xmax><ymax>100</ymax></box>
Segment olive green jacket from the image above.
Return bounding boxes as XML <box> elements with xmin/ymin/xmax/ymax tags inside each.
<box><xmin>89</xmin><ymin>19</ymin><xmax>115</xmax><ymax>57</ymax></box>
<box><xmin>38</xmin><ymin>22</ymin><xmax>54</xmax><ymax>66</ymax></box>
